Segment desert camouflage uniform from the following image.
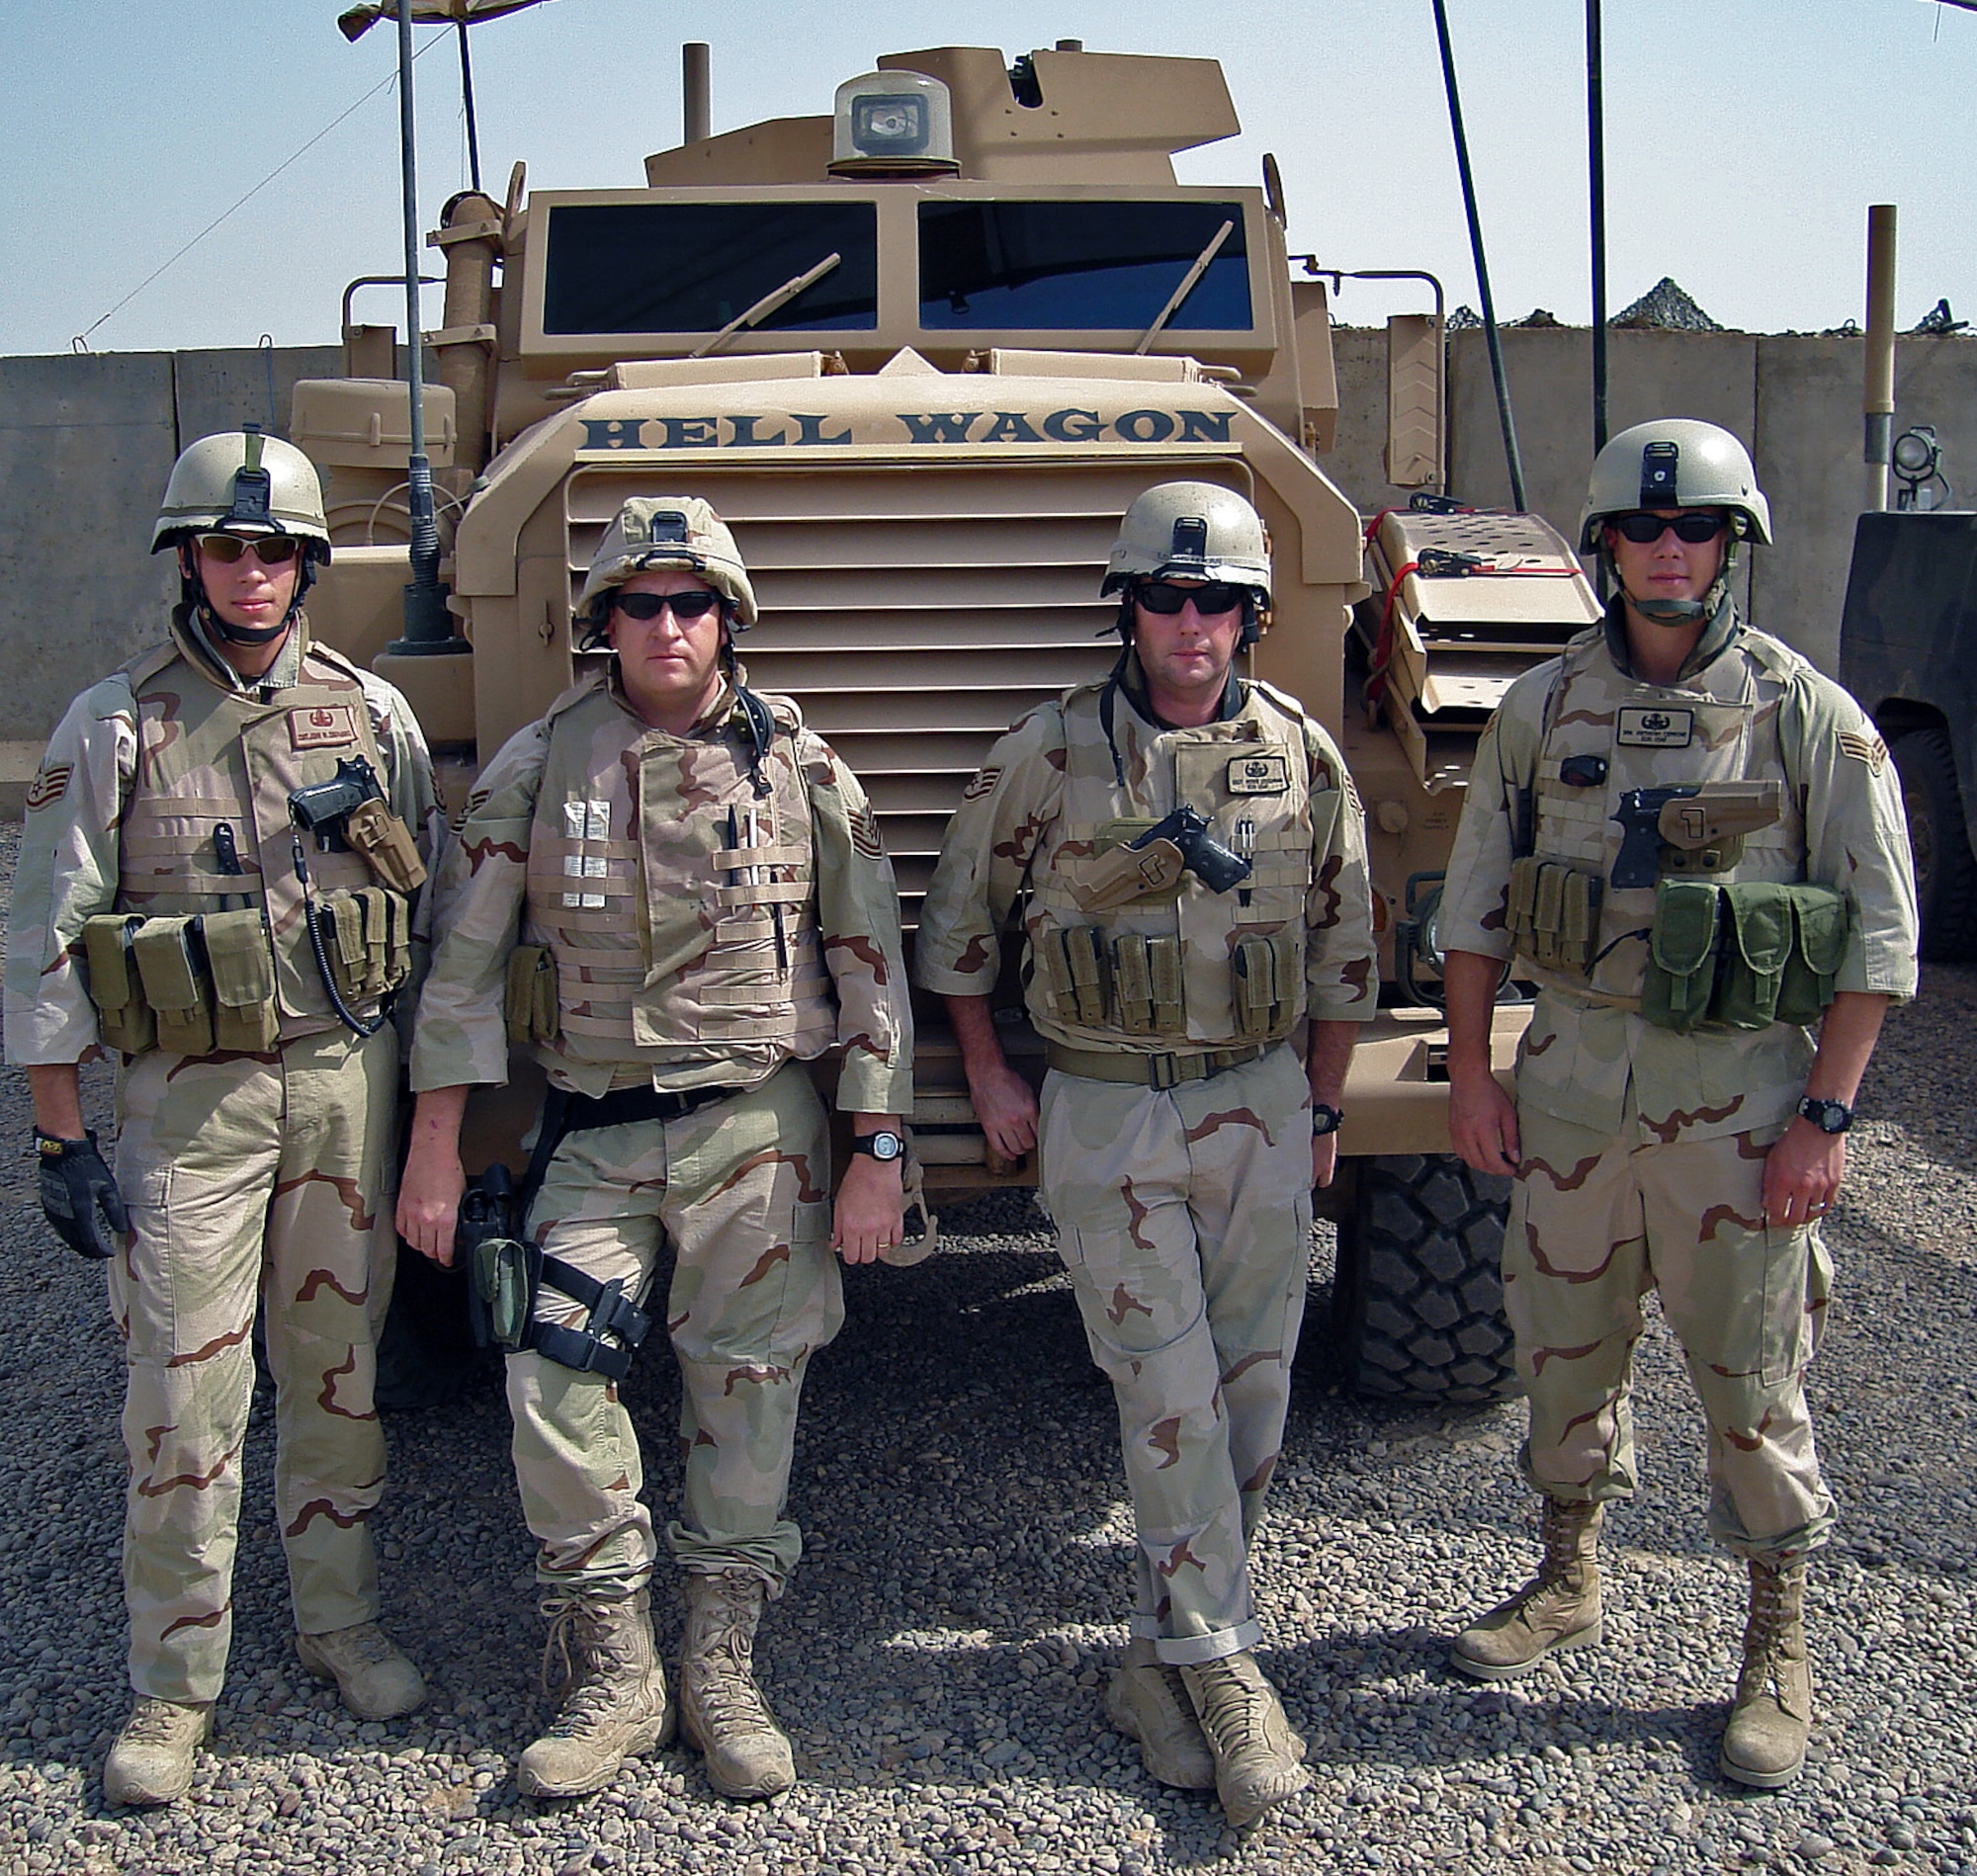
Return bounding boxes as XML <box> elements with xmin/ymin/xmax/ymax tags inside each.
<box><xmin>915</xmin><ymin>665</ymin><xmax>1377</xmax><ymax>1661</ymax></box>
<box><xmin>1439</xmin><ymin>603</ymin><xmax>1917</xmax><ymax>1561</ymax></box>
<box><xmin>3</xmin><ymin>611</ymin><xmax>437</xmax><ymax>1703</ymax></box>
<box><xmin>411</xmin><ymin>663</ymin><xmax>911</xmax><ymax>1594</ymax></box>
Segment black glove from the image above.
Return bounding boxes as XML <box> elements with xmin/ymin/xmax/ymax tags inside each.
<box><xmin>36</xmin><ymin>1130</ymin><xmax>129</xmax><ymax>1260</ymax></box>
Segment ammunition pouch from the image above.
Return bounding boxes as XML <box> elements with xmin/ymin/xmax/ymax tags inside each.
<box><xmin>129</xmin><ymin>916</ymin><xmax>215</xmax><ymax>1057</ymax></box>
<box><xmin>80</xmin><ymin>914</ymin><xmax>156</xmax><ymax>1055</ymax></box>
<box><xmin>1507</xmin><ymin>856</ymin><xmax>1604</xmax><ymax>976</ymax></box>
<box><xmin>504</xmin><ymin>943</ymin><xmax>560</xmax><ymax>1046</ymax></box>
<box><xmin>1036</xmin><ymin>917</ymin><xmax>1303</xmax><ymax>1043</ymax></box>
<box><xmin>1231</xmin><ymin>929</ymin><xmax>1299</xmax><ymax>1040</ymax></box>
<box><xmin>203</xmin><ymin>907</ymin><xmax>282</xmax><ymax>1052</ymax></box>
<box><xmin>314</xmin><ymin>888</ymin><xmax>413</xmax><ymax>1006</ymax></box>
<box><xmin>1111</xmin><ymin>932</ymin><xmax>1186</xmax><ymax>1036</ymax></box>
<box><xmin>81</xmin><ymin>896</ymin><xmax>407</xmax><ymax>1058</ymax></box>
<box><xmin>1641</xmin><ymin>881</ymin><xmax>1849</xmax><ymax>1034</ymax></box>
<box><xmin>1640</xmin><ymin>879</ymin><xmax>1725</xmax><ymax>1033</ymax></box>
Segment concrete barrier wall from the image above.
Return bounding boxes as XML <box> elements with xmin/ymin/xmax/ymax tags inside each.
<box><xmin>0</xmin><ymin>345</ymin><xmax>339</xmax><ymax>753</ymax></box>
<box><xmin>3</xmin><ymin>332</ymin><xmax>1974</xmax><ymax>764</ymax></box>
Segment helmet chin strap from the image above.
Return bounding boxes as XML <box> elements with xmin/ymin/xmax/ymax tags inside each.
<box><xmin>1613</xmin><ymin>537</ymin><xmax>1738</xmax><ymax>628</ymax></box>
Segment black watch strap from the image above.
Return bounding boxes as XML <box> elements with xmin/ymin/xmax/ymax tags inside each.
<box><xmin>1796</xmin><ymin>1095</ymin><xmax>1853</xmax><ymax>1135</ymax></box>
<box><xmin>1311</xmin><ymin>1103</ymin><xmax>1344</xmax><ymax>1137</ymax></box>
<box><xmin>849</xmin><ymin>1129</ymin><xmax>905</xmax><ymax>1162</ymax></box>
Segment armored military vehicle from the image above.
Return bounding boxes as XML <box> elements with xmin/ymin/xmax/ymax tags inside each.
<box><xmin>1840</xmin><ymin>507</ymin><xmax>1977</xmax><ymax>961</ymax></box>
<box><xmin>292</xmin><ymin>43</ymin><xmax>1602</xmax><ymax>1402</ymax></box>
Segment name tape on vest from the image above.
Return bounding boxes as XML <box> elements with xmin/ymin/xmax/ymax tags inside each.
<box><xmin>289</xmin><ymin>705</ymin><xmax>360</xmax><ymax>751</ymax></box>
<box><xmin>1227</xmin><ymin>753</ymin><xmax>1290</xmax><ymax>795</ymax></box>
<box><xmin>1615</xmin><ymin>707</ymin><xmax>1694</xmax><ymax>749</ymax></box>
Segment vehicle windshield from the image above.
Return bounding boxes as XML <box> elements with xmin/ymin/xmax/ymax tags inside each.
<box><xmin>542</xmin><ymin>202</ymin><xmax>881</xmax><ymax>334</ymax></box>
<box><xmin>917</xmin><ymin>200</ymin><xmax>1251</xmax><ymax>332</ymax></box>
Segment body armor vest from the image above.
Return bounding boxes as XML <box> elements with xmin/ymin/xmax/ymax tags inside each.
<box><xmin>115</xmin><ymin>623</ymin><xmax>397</xmax><ymax>1035</ymax></box>
<box><xmin>1028</xmin><ymin>679</ymin><xmax>1333</xmax><ymax>1050</ymax></box>
<box><xmin>521</xmin><ymin>678</ymin><xmax>834</xmax><ymax>1078</ymax></box>
<box><xmin>1521</xmin><ymin>630</ymin><xmax>1806</xmax><ymax>1004</ymax></box>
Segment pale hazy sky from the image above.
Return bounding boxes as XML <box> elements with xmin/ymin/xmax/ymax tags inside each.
<box><xmin>2</xmin><ymin>0</ymin><xmax>1970</xmax><ymax>356</ymax></box>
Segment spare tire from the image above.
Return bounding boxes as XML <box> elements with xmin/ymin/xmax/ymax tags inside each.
<box><xmin>1892</xmin><ymin>723</ymin><xmax>1977</xmax><ymax>962</ymax></box>
<box><xmin>1332</xmin><ymin>1152</ymin><xmax>1517</xmax><ymax>1403</ymax></box>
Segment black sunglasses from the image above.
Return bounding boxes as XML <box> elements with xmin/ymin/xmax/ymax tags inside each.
<box><xmin>1608</xmin><ymin>512</ymin><xmax>1731</xmax><ymax>546</ymax></box>
<box><xmin>610</xmin><ymin>589</ymin><xmax>724</xmax><ymax>622</ymax></box>
<box><xmin>1135</xmin><ymin>579</ymin><xmax>1246</xmax><ymax>616</ymax></box>
<box><xmin>196</xmin><ymin>532</ymin><xmax>302</xmax><ymax>565</ymax></box>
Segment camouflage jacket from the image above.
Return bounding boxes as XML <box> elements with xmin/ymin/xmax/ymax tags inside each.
<box><xmin>1439</xmin><ymin>606</ymin><xmax>1919</xmax><ymax>1140</ymax></box>
<box><xmin>4</xmin><ymin>612</ymin><xmax>438</xmax><ymax>1066</ymax></box>
<box><xmin>410</xmin><ymin>665</ymin><xmax>913</xmax><ymax>1113</ymax></box>
<box><xmin>914</xmin><ymin>664</ymin><xmax>1378</xmax><ymax>1051</ymax></box>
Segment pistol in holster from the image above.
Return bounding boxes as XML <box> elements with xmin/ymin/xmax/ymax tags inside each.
<box><xmin>289</xmin><ymin>754</ymin><xmax>427</xmax><ymax>893</ymax></box>
<box><xmin>1073</xmin><ymin>803</ymin><xmax>1252</xmax><ymax>911</ymax></box>
<box><xmin>1609</xmin><ymin>780</ymin><xmax>1783</xmax><ymax>889</ymax></box>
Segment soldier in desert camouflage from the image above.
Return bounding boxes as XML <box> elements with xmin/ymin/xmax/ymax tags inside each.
<box><xmin>396</xmin><ymin>496</ymin><xmax>913</xmax><ymax>1802</ymax></box>
<box><xmin>914</xmin><ymin>483</ymin><xmax>1377</xmax><ymax>1828</ymax></box>
<box><xmin>1437</xmin><ymin>420</ymin><xmax>1919</xmax><ymax>1788</ymax></box>
<box><xmin>3</xmin><ymin>430</ymin><xmax>438</xmax><ymax>1806</ymax></box>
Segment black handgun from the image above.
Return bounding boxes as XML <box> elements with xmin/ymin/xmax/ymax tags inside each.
<box><xmin>1610</xmin><ymin>782</ymin><xmax>1783</xmax><ymax>889</ymax></box>
<box><xmin>1132</xmin><ymin>803</ymin><xmax>1252</xmax><ymax>895</ymax></box>
<box><xmin>289</xmin><ymin>754</ymin><xmax>386</xmax><ymax>851</ymax></box>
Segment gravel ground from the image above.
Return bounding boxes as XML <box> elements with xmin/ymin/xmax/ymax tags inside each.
<box><xmin>1</xmin><ymin>818</ymin><xmax>1974</xmax><ymax>1876</ymax></box>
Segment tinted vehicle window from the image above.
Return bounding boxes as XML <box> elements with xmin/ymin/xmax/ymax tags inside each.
<box><xmin>918</xmin><ymin>200</ymin><xmax>1250</xmax><ymax>331</ymax></box>
<box><xmin>542</xmin><ymin>202</ymin><xmax>880</xmax><ymax>334</ymax></box>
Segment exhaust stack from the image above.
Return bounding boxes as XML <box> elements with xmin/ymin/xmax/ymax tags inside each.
<box><xmin>684</xmin><ymin>42</ymin><xmax>711</xmax><ymax>144</ymax></box>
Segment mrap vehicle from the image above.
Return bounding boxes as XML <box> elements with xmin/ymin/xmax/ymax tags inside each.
<box><xmin>292</xmin><ymin>43</ymin><xmax>1602</xmax><ymax>1402</ymax></box>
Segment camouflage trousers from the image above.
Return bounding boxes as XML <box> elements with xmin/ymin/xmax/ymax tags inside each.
<box><xmin>1508</xmin><ymin>1097</ymin><xmax>1836</xmax><ymax>1562</ymax></box>
<box><xmin>508</xmin><ymin>1062</ymin><xmax>842</xmax><ymax>1596</ymax></box>
<box><xmin>110</xmin><ymin>1028</ymin><xmax>399</xmax><ymax>1704</ymax></box>
<box><xmin>1039</xmin><ymin>1043</ymin><xmax>1314</xmax><ymax>1663</ymax></box>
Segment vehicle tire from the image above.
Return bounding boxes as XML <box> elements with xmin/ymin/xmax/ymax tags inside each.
<box><xmin>1331</xmin><ymin>1152</ymin><xmax>1518</xmax><ymax>1404</ymax></box>
<box><xmin>1891</xmin><ymin>724</ymin><xmax>1977</xmax><ymax>962</ymax></box>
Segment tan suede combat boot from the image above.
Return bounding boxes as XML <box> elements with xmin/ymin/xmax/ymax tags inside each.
<box><xmin>295</xmin><ymin>1621</ymin><xmax>428</xmax><ymax>1721</ymax></box>
<box><xmin>678</xmin><ymin>1569</ymin><xmax>796</xmax><ymax>1800</ymax></box>
<box><xmin>103</xmin><ymin>1698</ymin><xmax>213</xmax><ymax>1806</ymax></box>
<box><xmin>1106</xmin><ymin>1637</ymin><xmax>1217</xmax><ymax>1791</ymax></box>
<box><xmin>1450</xmin><ymin>1497</ymin><xmax>1604</xmax><ymax>1680</ymax></box>
<box><xmin>517</xmin><ymin>1586</ymin><xmax>674</xmax><ymax>1798</ymax></box>
<box><xmin>1720</xmin><ymin>1557</ymin><xmax>1813</xmax><ymax>1789</ymax></box>
<box><xmin>1178</xmin><ymin>1651</ymin><xmax>1309</xmax><ymax>1828</ymax></box>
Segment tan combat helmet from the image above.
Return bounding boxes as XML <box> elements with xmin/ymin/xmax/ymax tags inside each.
<box><xmin>1102</xmin><ymin>480</ymin><xmax>1273</xmax><ymax>604</ymax></box>
<box><xmin>1579</xmin><ymin>418</ymin><xmax>1772</xmax><ymax>552</ymax></box>
<box><xmin>575</xmin><ymin>496</ymin><xmax>758</xmax><ymax>647</ymax></box>
<box><xmin>150</xmin><ymin>425</ymin><xmax>332</xmax><ymax>554</ymax></box>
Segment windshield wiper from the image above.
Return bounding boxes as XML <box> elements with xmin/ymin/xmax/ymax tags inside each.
<box><xmin>1133</xmin><ymin>219</ymin><xmax>1235</xmax><ymax>356</ymax></box>
<box><xmin>689</xmin><ymin>252</ymin><xmax>843</xmax><ymax>360</ymax></box>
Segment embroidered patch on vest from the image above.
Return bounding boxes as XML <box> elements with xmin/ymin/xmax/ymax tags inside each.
<box><xmin>23</xmin><ymin>763</ymin><xmax>71</xmax><ymax>811</ymax></box>
<box><xmin>289</xmin><ymin>705</ymin><xmax>359</xmax><ymax>750</ymax></box>
<box><xmin>1615</xmin><ymin>707</ymin><xmax>1694</xmax><ymax>748</ymax></box>
<box><xmin>1227</xmin><ymin>753</ymin><xmax>1290</xmax><ymax>795</ymax></box>
<box><xmin>1838</xmin><ymin>729</ymin><xmax>1890</xmax><ymax>774</ymax></box>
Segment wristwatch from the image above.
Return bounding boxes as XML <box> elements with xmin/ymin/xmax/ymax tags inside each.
<box><xmin>1311</xmin><ymin>1103</ymin><xmax>1344</xmax><ymax>1138</ymax></box>
<box><xmin>1796</xmin><ymin>1096</ymin><xmax>1853</xmax><ymax>1136</ymax></box>
<box><xmin>849</xmin><ymin>1129</ymin><xmax>905</xmax><ymax>1162</ymax></box>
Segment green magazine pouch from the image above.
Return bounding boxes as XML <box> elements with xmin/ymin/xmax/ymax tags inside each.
<box><xmin>203</xmin><ymin>907</ymin><xmax>280</xmax><ymax>1053</ymax></box>
<box><xmin>1641</xmin><ymin>879</ymin><xmax>1724</xmax><ymax>1034</ymax></box>
<box><xmin>1775</xmin><ymin>884</ymin><xmax>1849</xmax><ymax>1025</ymax></box>
<box><xmin>80</xmin><ymin>914</ymin><xmax>156</xmax><ymax>1055</ymax></box>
